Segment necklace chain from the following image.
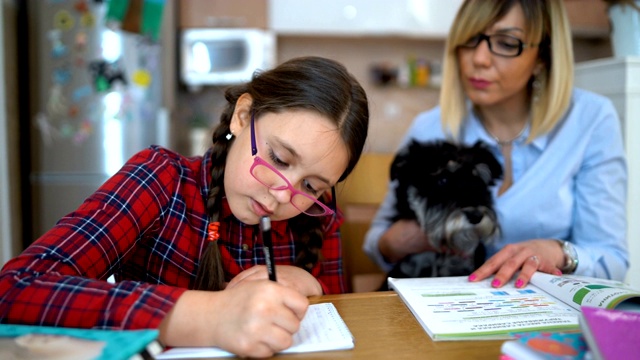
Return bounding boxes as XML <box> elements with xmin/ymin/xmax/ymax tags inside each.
<box><xmin>483</xmin><ymin>123</ymin><xmax>527</xmax><ymax>147</ymax></box>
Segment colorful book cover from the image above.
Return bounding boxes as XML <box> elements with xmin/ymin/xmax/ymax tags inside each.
<box><xmin>0</xmin><ymin>324</ymin><xmax>162</xmax><ymax>360</ymax></box>
<box><xmin>580</xmin><ymin>306</ymin><xmax>640</xmax><ymax>360</ymax></box>
<box><xmin>500</xmin><ymin>331</ymin><xmax>589</xmax><ymax>360</ymax></box>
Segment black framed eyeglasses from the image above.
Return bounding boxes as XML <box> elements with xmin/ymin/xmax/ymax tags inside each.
<box><xmin>249</xmin><ymin>114</ymin><xmax>336</xmax><ymax>216</ymax></box>
<box><xmin>459</xmin><ymin>33</ymin><xmax>539</xmax><ymax>57</ymax></box>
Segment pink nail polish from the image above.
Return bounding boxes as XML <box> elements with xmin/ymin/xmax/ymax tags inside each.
<box><xmin>491</xmin><ymin>279</ymin><xmax>501</xmax><ymax>287</ymax></box>
<box><xmin>555</xmin><ymin>269</ymin><xmax>563</xmax><ymax>276</ymax></box>
<box><xmin>468</xmin><ymin>274</ymin><xmax>477</xmax><ymax>281</ymax></box>
<box><xmin>515</xmin><ymin>279</ymin><xmax>524</xmax><ymax>288</ymax></box>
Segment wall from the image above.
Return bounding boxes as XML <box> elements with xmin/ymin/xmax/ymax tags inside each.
<box><xmin>174</xmin><ymin>33</ymin><xmax>612</xmax><ymax>156</ymax></box>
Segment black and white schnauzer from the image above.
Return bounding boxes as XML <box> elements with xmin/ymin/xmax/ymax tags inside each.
<box><xmin>382</xmin><ymin>140</ymin><xmax>503</xmax><ymax>288</ymax></box>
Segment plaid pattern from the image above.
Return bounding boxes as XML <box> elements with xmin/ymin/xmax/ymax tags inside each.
<box><xmin>0</xmin><ymin>146</ymin><xmax>347</xmax><ymax>330</ymax></box>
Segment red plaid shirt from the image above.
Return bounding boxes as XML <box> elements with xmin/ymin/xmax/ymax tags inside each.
<box><xmin>0</xmin><ymin>146</ymin><xmax>347</xmax><ymax>330</ymax></box>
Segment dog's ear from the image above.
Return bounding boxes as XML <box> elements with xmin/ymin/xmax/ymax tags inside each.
<box><xmin>470</xmin><ymin>141</ymin><xmax>503</xmax><ymax>184</ymax></box>
<box><xmin>390</xmin><ymin>141</ymin><xmax>414</xmax><ymax>181</ymax></box>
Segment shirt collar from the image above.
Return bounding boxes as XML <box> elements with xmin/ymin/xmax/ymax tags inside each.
<box><xmin>466</xmin><ymin>109</ymin><xmax>548</xmax><ymax>151</ymax></box>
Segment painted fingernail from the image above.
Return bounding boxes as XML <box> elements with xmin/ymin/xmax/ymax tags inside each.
<box><xmin>468</xmin><ymin>274</ymin><xmax>477</xmax><ymax>281</ymax></box>
<box><xmin>515</xmin><ymin>279</ymin><xmax>524</xmax><ymax>288</ymax></box>
<box><xmin>491</xmin><ymin>279</ymin><xmax>501</xmax><ymax>287</ymax></box>
<box><xmin>555</xmin><ymin>269</ymin><xmax>563</xmax><ymax>276</ymax></box>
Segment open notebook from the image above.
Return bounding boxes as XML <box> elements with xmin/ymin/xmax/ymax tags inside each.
<box><xmin>156</xmin><ymin>302</ymin><xmax>354</xmax><ymax>359</ymax></box>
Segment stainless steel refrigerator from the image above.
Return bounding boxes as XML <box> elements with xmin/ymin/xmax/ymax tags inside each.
<box><xmin>20</xmin><ymin>0</ymin><xmax>170</xmax><ymax>243</ymax></box>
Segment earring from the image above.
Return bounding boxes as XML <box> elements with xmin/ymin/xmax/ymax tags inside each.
<box><xmin>532</xmin><ymin>72</ymin><xmax>545</xmax><ymax>104</ymax></box>
<box><xmin>226</xmin><ymin>133</ymin><xmax>233</xmax><ymax>140</ymax></box>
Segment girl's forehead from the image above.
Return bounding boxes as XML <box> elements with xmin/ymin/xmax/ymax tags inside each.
<box><xmin>258</xmin><ymin>110</ymin><xmax>338</xmax><ymax>136</ymax></box>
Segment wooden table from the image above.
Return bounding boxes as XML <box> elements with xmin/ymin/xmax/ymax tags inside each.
<box><xmin>279</xmin><ymin>291</ymin><xmax>505</xmax><ymax>360</ymax></box>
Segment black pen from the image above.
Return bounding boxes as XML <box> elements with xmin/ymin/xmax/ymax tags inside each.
<box><xmin>260</xmin><ymin>216</ymin><xmax>277</xmax><ymax>281</ymax></box>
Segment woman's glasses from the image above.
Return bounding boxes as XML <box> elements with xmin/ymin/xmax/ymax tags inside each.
<box><xmin>249</xmin><ymin>115</ymin><xmax>335</xmax><ymax>216</ymax></box>
<box><xmin>459</xmin><ymin>33</ymin><xmax>538</xmax><ymax>57</ymax></box>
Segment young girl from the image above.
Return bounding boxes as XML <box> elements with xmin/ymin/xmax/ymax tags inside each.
<box><xmin>0</xmin><ymin>56</ymin><xmax>369</xmax><ymax>358</ymax></box>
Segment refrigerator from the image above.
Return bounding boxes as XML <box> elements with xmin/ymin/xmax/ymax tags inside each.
<box><xmin>19</xmin><ymin>0</ymin><xmax>171</xmax><ymax>244</ymax></box>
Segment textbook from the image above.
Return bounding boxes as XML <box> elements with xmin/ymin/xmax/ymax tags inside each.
<box><xmin>579</xmin><ymin>306</ymin><xmax>640</xmax><ymax>360</ymax></box>
<box><xmin>388</xmin><ymin>272</ymin><xmax>640</xmax><ymax>341</ymax></box>
<box><xmin>155</xmin><ymin>302</ymin><xmax>354</xmax><ymax>359</ymax></box>
<box><xmin>0</xmin><ymin>324</ymin><xmax>162</xmax><ymax>360</ymax></box>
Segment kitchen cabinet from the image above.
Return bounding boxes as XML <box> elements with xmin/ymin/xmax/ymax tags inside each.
<box><xmin>179</xmin><ymin>0</ymin><xmax>268</xmax><ymax>29</ymax></box>
<box><xmin>575</xmin><ymin>57</ymin><xmax>640</xmax><ymax>290</ymax></box>
<box><xmin>269</xmin><ymin>0</ymin><xmax>463</xmax><ymax>38</ymax></box>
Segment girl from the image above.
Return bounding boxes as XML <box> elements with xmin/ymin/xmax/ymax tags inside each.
<box><xmin>0</xmin><ymin>56</ymin><xmax>369</xmax><ymax>358</ymax></box>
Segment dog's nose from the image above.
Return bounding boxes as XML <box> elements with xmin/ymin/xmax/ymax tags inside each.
<box><xmin>463</xmin><ymin>209</ymin><xmax>484</xmax><ymax>224</ymax></box>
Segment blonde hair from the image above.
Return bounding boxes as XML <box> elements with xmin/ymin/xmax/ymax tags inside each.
<box><xmin>440</xmin><ymin>0</ymin><xmax>574</xmax><ymax>142</ymax></box>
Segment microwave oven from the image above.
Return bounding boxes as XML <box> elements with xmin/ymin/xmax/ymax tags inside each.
<box><xmin>180</xmin><ymin>28</ymin><xmax>276</xmax><ymax>90</ymax></box>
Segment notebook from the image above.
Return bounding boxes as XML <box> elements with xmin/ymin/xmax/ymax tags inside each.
<box><xmin>156</xmin><ymin>302</ymin><xmax>354</xmax><ymax>359</ymax></box>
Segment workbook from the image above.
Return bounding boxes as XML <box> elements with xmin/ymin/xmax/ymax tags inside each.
<box><xmin>155</xmin><ymin>302</ymin><xmax>354</xmax><ymax>359</ymax></box>
<box><xmin>0</xmin><ymin>324</ymin><xmax>162</xmax><ymax>360</ymax></box>
<box><xmin>388</xmin><ymin>272</ymin><xmax>640</xmax><ymax>341</ymax></box>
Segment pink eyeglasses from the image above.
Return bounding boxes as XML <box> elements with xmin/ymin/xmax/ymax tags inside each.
<box><xmin>249</xmin><ymin>114</ymin><xmax>336</xmax><ymax>216</ymax></box>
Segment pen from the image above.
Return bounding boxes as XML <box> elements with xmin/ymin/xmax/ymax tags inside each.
<box><xmin>260</xmin><ymin>216</ymin><xmax>277</xmax><ymax>282</ymax></box>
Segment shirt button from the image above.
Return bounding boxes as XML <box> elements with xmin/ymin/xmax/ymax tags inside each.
<box><xmin>242</xmin><ymin>244</ymin><xmax>249</xmax><ymax>251</ymax></box>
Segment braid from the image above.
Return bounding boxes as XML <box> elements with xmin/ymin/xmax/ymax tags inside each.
<box><xmin>289</xmin><ymin>214</ymin><xmax>324</xmax><ymax>272</ymax></box>
<box><xmin>193</xmin><ymin>102</ymin><xmax>237</xmax><ymax>291</ymax></box>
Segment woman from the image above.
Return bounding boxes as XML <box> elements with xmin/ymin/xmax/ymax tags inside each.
<box><xmin>364</xmin><ymin>0</ymin><xmax>627</xmax><ymax>288</ymax></box>
<box><xmin>0</xmin><ymin>56</ymin><xmax>369</xmax><ymax>358</ymax></box>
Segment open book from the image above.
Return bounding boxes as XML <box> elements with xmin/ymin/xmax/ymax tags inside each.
<box><xmin>388</xmin><ymin>272</ymin><xmax>640</xmax><ymax>341</ymax></box>
<box><xmin>155</xmin><ymin>302</ymin><xmax>354</xmax><ymax>359</ymax></box>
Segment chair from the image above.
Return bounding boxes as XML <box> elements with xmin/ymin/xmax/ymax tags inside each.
<box><xmin>336</xmin><ymin>153</ymin><xmax>394</xmax><ymax>292</ymax></box>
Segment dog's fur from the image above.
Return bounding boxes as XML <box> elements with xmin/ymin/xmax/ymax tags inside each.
<box><xmin>381</xmin><ymin>140</ymin><xmax>503</xmax><ymax>289</ymax></box>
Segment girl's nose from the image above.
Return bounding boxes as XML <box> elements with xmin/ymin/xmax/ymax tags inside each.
<box><xmin>269</xmin><ymin>186</ymin><xmax>293</xmax><ymax>205</ymax></box>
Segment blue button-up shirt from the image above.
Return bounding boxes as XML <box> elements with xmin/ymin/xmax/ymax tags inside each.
<box><xmin>364</xmin><ymin>88</ymin><xmax>628</xmax><ymax>281</ymax></box>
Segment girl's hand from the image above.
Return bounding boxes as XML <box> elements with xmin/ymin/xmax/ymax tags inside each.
<box><xmin>468</xmin><ymin>239</ymin><xmax>565</xmax><ymax>288</ymax></box>
<box><xmin>227</xmin><ymin>265</ymin><xmax>323</xmax><ymax>296</ymax></box>
<box><xmin>159</xmin><ymin>280</ymin><xmax>309</xmax><ymax>358</ymax></box>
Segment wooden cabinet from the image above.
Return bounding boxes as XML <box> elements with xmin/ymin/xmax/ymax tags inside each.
<box><xmin>564</xmin><ymin>0</ymin><xmax>610</xmax><ymax>38</ymax></box>
<box><xmin>179</xmin><ymin>0</ymin><xmax>268</xmax><ymax>29</ymax></box>
<box><xmin>269</xmin><ymin>0</ymin><xmax>463</xmax><ymax>38</ymax></box>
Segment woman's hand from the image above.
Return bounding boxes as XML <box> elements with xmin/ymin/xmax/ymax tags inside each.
<box><xmin>227</xmin><ymin>265</ymin><xmax>323</xmax><ymax>296</ymax></box>
<box><xmin>159</xmin><ymin>280</ymin><xmax>309</xmax><ymax>358</ymax></box>
<box><xmin>379</xmin><ymin>220</ymin><xmax>434</xmax><ymax>263</ymax></box>
<box><xmin>469</xmin><ymin>239</ymin><xmax>565</xmax><ymax>288</ymax></box>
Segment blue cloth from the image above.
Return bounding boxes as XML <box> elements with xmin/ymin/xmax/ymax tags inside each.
<box><xmin>363</xmin><ymin>88</ymin><xmax>628</xmax><ymax>281</ymax></box>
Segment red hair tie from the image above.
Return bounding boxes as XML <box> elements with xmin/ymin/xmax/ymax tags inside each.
<box><xmin>207</xmin><ymin>221</ymin><xmax>220</xmax><ymax>242</ymax></box>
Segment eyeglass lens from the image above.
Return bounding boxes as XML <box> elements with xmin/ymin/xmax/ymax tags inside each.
<box><xmin>250</xmin><ymin>160</ymin><xmax>330</xmax><ymax>216</ymax></box>
<box><xmin>462</xmin><ymin>33</ymin><xmax>524</xmax><ymax>57</ymax></box>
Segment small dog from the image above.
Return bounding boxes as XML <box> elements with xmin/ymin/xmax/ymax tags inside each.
<box><xmin>381</xmin><ymin>140</ymin><xmax>503</xmax><ymax>288</ymax></box>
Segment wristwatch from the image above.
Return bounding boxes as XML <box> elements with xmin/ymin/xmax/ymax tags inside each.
<box><xmin>558</xmin><ymin>240</ymin><xmax>578</xmax><ymax>274</ymax></box>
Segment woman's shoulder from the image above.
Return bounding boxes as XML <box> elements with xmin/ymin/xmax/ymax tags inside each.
<box><xmin>406</xmin><ymin>106</ymin><xmax>446</xmax><ymax>141</ymax></box>
<box><xmin>570</xmin><ymin>88</ymin><xmax>616</xmax><ymax>113</ymax></box>
<box><xmin>561</xmin><ymin>88</ymin><xmax>621</xmax><ymax>137</ymax></box>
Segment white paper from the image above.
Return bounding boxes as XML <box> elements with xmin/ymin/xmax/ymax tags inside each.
<box><xmin>155</xmin><ymin>302</ymin><xmax>354</xmax><ymax>359</ymax></box>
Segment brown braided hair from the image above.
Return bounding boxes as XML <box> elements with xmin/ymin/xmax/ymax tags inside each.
<box><xmin>194</xmin><ymin>56</ymin><xmax>369</xmax><ymax>291</ymax></box>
